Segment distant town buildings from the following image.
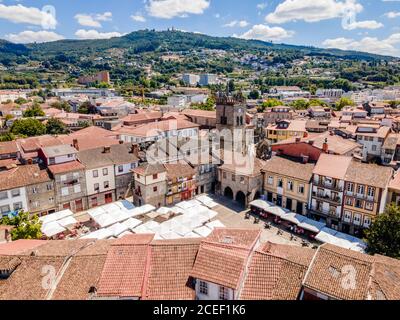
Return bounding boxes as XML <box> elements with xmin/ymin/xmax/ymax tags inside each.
<box><xmin>78</xmin><ymin>71</ymin><xmax>110</xmax><ymax>85</ymax></box>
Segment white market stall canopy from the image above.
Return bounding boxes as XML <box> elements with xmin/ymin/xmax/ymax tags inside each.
<box><xmin>297</xmin><ymin>218</ymin><xmax>326</xmax><ymax>234</ymax></box>
<box><xmin>193</xmin><ymin>226</ymin><xmax>212</xmax><ymax>237</ymax></box>
<box><xmin>206</xmin><ymin>220</ymin><xmax>225</xmax><ymax>230</ymax></box>
<box><xmin>249</xmin><ymin>199</ymin><xmax>272</xmax><ymax>211</ymax></box>
<box><xmin>81</xmin><ymin>228</ymin><xmax>113</xmax><ymax>240</ymax></box>
<box><xmin>315</xmin><ymin>227</ymin><xmax>367</xmax><ymax>252</ymax></box>
<box><xmin>39</xmin><ymin>209</ymin><xmax>74</xmax><ymax>225</ymax></box>
<box><xmin>41</xmin><ymin>221</ymin><xmax>66</xmax><ymax>238</ymax></box>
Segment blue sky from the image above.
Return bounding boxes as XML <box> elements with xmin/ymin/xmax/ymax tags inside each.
<box><xmin>0</xmin><ymin>0</ymin><xmax>400</xmax><ymax>56</ymax></box>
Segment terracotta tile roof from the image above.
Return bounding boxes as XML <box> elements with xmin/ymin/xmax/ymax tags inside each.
<box><xmin>164</xmin><ymin>163</ymin><xmax>196</xmax><ymax>180</ymax></box>
<box><xmin>0</xmin><ymin>256</ymin><xmax>65</xmax><ymax>300</ymax></box>
<box><xmin>190</xmin><ymin>229</ymin><xmax>260</xmax><ymax>289</ymax></box>
<box><xmin>132</xmin><ymin>163</ymin><xmax>166</xmax><ymax>176</ymax></box>
<box><xmin>143</xmin><ymin>239</ymin><xmax>201</xmax><ymax>300</ymax></box>
<box><xmin>78</xmin><ymin>143</ymin><xmax>139</xmax><ymax>169</ymax></box>
<box><xmin>273</xmin><ymin>132</ymin><xmax>361</xmax><ymax>155</ymax></box>
<box><xmin>0</xmin><ymin>141</ymin><xmax>18</xmax><ymax>155</ymax></box>
<box><xmin>313</xmin><ymin>154</ymin><xmax>353</xmax><ymax>180</ymax></box>
<box><xmin>240</xmin><ymin>251</ymin><xmax>307</xmax><ymax>300</ymax></box>
<box><xmin>48</xmin><ymin>160</ymin><xmax>85</xmax><ymax>175</ymax></box>
<box><xmin>190</xmin><ymin>242</ymin><xmax>248</xmax><ymax>289</ymax></box>
<box><xmin>303</xmin><ymin>244</ymin><xmax>375</xmax><ymax>300</ymax></box>
<box><xmin>57</xmin><ymin>127</ymin><xmax>120</xmax><ymax>152</ymax></box>
<box><xmin>0</xmin><ymin>240</ymin><xmax>47</xmax><ymax>256</ymax></box>
<box><xmin>182</xmin><ymin>109</ymin><xmax>216</xmax><ymax>119</ymax></box>
<box><xmin>16</xmin><ymin>135</ymin><xmax>63</xmax><ymax>153</ymax></box>
<box><xmin>261</xmin><ymin>156</ymin><xmax>315</xmax><ymax>182</ymax></box>
<box><xmin>121</xmin><ymin>112</ymin><xmax>162</xmax><ymax>125</ymax></box>
<box><xmin>0</xmin><ymin>164</ymin><xmax>52</xmax><ymax>192</ymax></box>
<box><xmin>96</xmin><ymin>234</ymin><xmax>154</xmax><ymax>298</ymax></box>
<box><xmin>116</xmin><ymin>119</ymin><xmax>199</xmax><ymax>137</ymax></box>
<box><xmin>204</xmin><ymin>228</ymin><xmax>261</xmax><ymax>250</ymax></box>
<box><xmin>52</xmin><ymin>255</ymin><xmax>107</xmax><ymax>300</ymax></box>
<box><xmin>261</xmin><ymin>242</ymin><xmax>315</xmax><ymax>267</ymax></box>
<box><xmin>368</xmin><ymin>259</ymin><xmax>400</xmax><ymax>300</ymax></box>
<box><xmin>345</xmin><ymin>161</ymin><xmax>393</xmax><ymax>189</ymax></box>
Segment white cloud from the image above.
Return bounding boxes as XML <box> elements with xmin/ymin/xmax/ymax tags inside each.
<box><xmin>75</xmin><ymin>29</ymin><xmax>123</xmax><ymax>40</ymax></box>
<box><xmin>385</xmin><ymin>11</ymin><xmax>400</xmax><ymax>18</ymax></box>
<box><xmin>223</xmin><ymin>20</ymin><xmax>249</xmax><ymax>28</ymax></box>
<box><xmin>146</xmin><ymin>0</ymin><xmax>210</xmax><ymax>19</ymax></box>
<box><xmin>257</xmin><ymin>3</ymin><xmax>268</xmax><ymax>10</ymax></box>
<box><xmin>343</xmin><ymin>20</ymin><xmax>384</xmax><ymax>30</ymax></box>
<box><xmin>5</xmin><ymin>30</ymin><xmax>64</xmax><ymax>43</ymax></box>
<box><xmin>131</xmin><ymin>14</ymin><xmax>147</xmax><ymax>22</ymax></box>
<box><xmin>0</xmin><ymin>4</ymin><xmax>57</xmax><ymax>29</ymax></box>
<box><xmin>265</xmin><ymin>0</ymin><xmax>362</xmax><ymax>24</ymax></box>
<box><xmin>74</xmin><ymin>12</ymin><xmax>112</xmax><ymax>28</ymax></box>
<box><xmin>323</xmin><ymin>33</ymin><xmax>400</xmax><ymax>56</ymax></box>
<box><xmin>237</xmin><ymin>24</ymin><xmax>294</xmax><ymax>42</ymax></box>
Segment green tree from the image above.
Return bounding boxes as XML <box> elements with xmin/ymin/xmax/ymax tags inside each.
<box><xmin>335</xmin><ymin>97</ymin><xmax>355</xmax><ymax>111</ymax></box>
<box><xmin>0</xmin><ymin>211</ymin><xmax>42</xmax><ymax>241</ymax></box>
<box><xmin>248</xmin><ymin>90</ymin><xmax>260</xmax><ymax>100</ymax></box>
<box><xmin>290</xmin><ymin>99</ymin><xmax>310</xmax><ymax>110</ymax></box>
<box><xmin>228</xmin><ymin>80</ymin><xmax>235</xmax><ymax>93</ymax></box>
<box><xmin>10</xmin><ymin>118</ymin><xmax>46</xmax><ymax>137</ymax></box>
<box><xmin>78</xmin><ymin>101</ymin><xmax>96</xmax><ymax>114</ymax></box>
<box><xmin>191</xmin><ymin>97</ymin><xmax>216</xmax><ymax>111</ymax></box>
<box><xmin>364</xmin><ymin>203</ymin><xmax>400</xmax><ymax>259</ymax></box>
<box><xmin>257</xmin><ymin>98</ymin><xmax>282</xmax><ymax>112</ymax></box>
<box><xmin>0</xmin><ymin>132</ymin><xmax>16</xmax><ymax>141</ymax></box>
<box><xmin>388</xmin><ymin>101</ymin><xmax>400</xmax><ymax>109</ymax></box>
<box><xmin>23</xmin><ymin>103</ymin><xmax>45</xmax><ymax>117</ymax></box>
<box><xmin>51</xmin><ymin>101</ymin><xmax>71</xmax><ymax>112</ymax></box>
<box><xmin>14</xmin><ymin>97</ymin><xmax>28</xmax><ymax>105</ymax></box>
<box><xmin>46</xmin><ymin>118</ymin><xmax>66</xmax><ymax>135</ymax></box>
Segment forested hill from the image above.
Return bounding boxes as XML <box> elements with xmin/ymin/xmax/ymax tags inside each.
<box><xmin>0</xmin><ymin>30</ymin><xmax>397</xmax><ymax>65</ymax></box>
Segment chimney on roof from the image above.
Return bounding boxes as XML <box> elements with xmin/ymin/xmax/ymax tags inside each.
<box><xmin>103</xmin><ymin>146</ymin><xmax>111</xmax><ymax>154</ymax></box>
<box><xmin>301</xmin><ymin>154</ymin><xmax>309</xmax><ymax>164</ymax></box>
<box><xmin>131</xmin><ymin>144</ymin><xmax>139</xmax><ymax>158</ymax></box>
<box><xmin>322</xmin><ymin>138</ymin><xmax>329</xmax><ymax>153</ymax></box>
<box><xmin>72</xmin><ymin>139</ymin><xmax>79</xmax><ymax>151</ymax></box>
<box><xmin>27</xmin><ymin>158</ymin><xmax>33</xmax><ymax>165</ymax></box>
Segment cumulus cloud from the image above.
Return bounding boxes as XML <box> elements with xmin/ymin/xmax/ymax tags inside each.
<box><xmin>343</xmin><ymin>20</ymin><xmax>384</xmax><ymax>30</ymax></box>
<box><xmin>323</xmin><ymin>33</ymin><xmax>400</xmax><ymax>56</ymax></box>
<box><xmin>75</xmin><ymin>29</ymin><xmax>123</xmax><ymax>40</ymax></box>
<box><xmin>131</xmin><ymin>14</ymin><xmax>147</xmax><ymax>22</ymax></box>
<box><xmin>5</xmin><ymin>30</ymin><xmax>64</xmax><ymax>43</ymax></box>
<box><xmin>385</xmin><ymin>11</ymin><xmax>400</xmax><ymax>18</ymax></box>
<box><xmin>0</xmin><ymin>4</ymin><xmax>57</xmax><ymax>29</ymax></box>
<box><xmin>74</xmin><ymin>12</ymin><xmax>112</xmax><ymax>28</ymax></box>
<box><xmin>265</xmin><ymin>0</ymin><xmax>362</xmax><ymax>24</ymax></box>
<box><xmin>223</xmin><ymin>20</ymin><xmax>249</xmax><ymax>28</ymax></box>
<box><xmin>237</xmin><ymin>24</ymin><xmax>294</xmax><ymax>42</ymax></box>
<box><xmin>146</xmin><ymin>0</ymin><xmax>210</xmax><ymax>19</ymax></box>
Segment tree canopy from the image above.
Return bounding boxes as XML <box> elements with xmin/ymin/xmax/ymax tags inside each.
<box><xmin>46</xmin><ymin>118</ymin><xmax>67</xmax><ymax>135</ymax></box>
<box><xmin>364</xmin><ymin>203</ymin><xmax>400</xmax><ymax>259</ymax></box>
<box><xmin>10</xmin><ymin>118</ymin><xmax>46</xmax><ymax>137</ymax></box>
<box><xmin>23</xmin><ymin>103</ymin><xmax>45</xmax><ymax>117</ymax></box>
<box><xmin>335</xmin><ymin>97</ymin><xmax>355</xmax><ymax>111</ymax></box>
<box><xmin>0</xmin><ymin>211</ymin><xmax>42</xmax><ymax>241</ymax></box>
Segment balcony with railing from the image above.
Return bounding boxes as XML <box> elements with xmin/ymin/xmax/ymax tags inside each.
<box><xmin>313</xmin><ymin>180</ymin><xmax>343</xmax><ymax>192</ymax></box>
<box><xmin>312</xmin><ymin>192</ymin><xmax>341</xmax><ymax>204</ymax></box>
